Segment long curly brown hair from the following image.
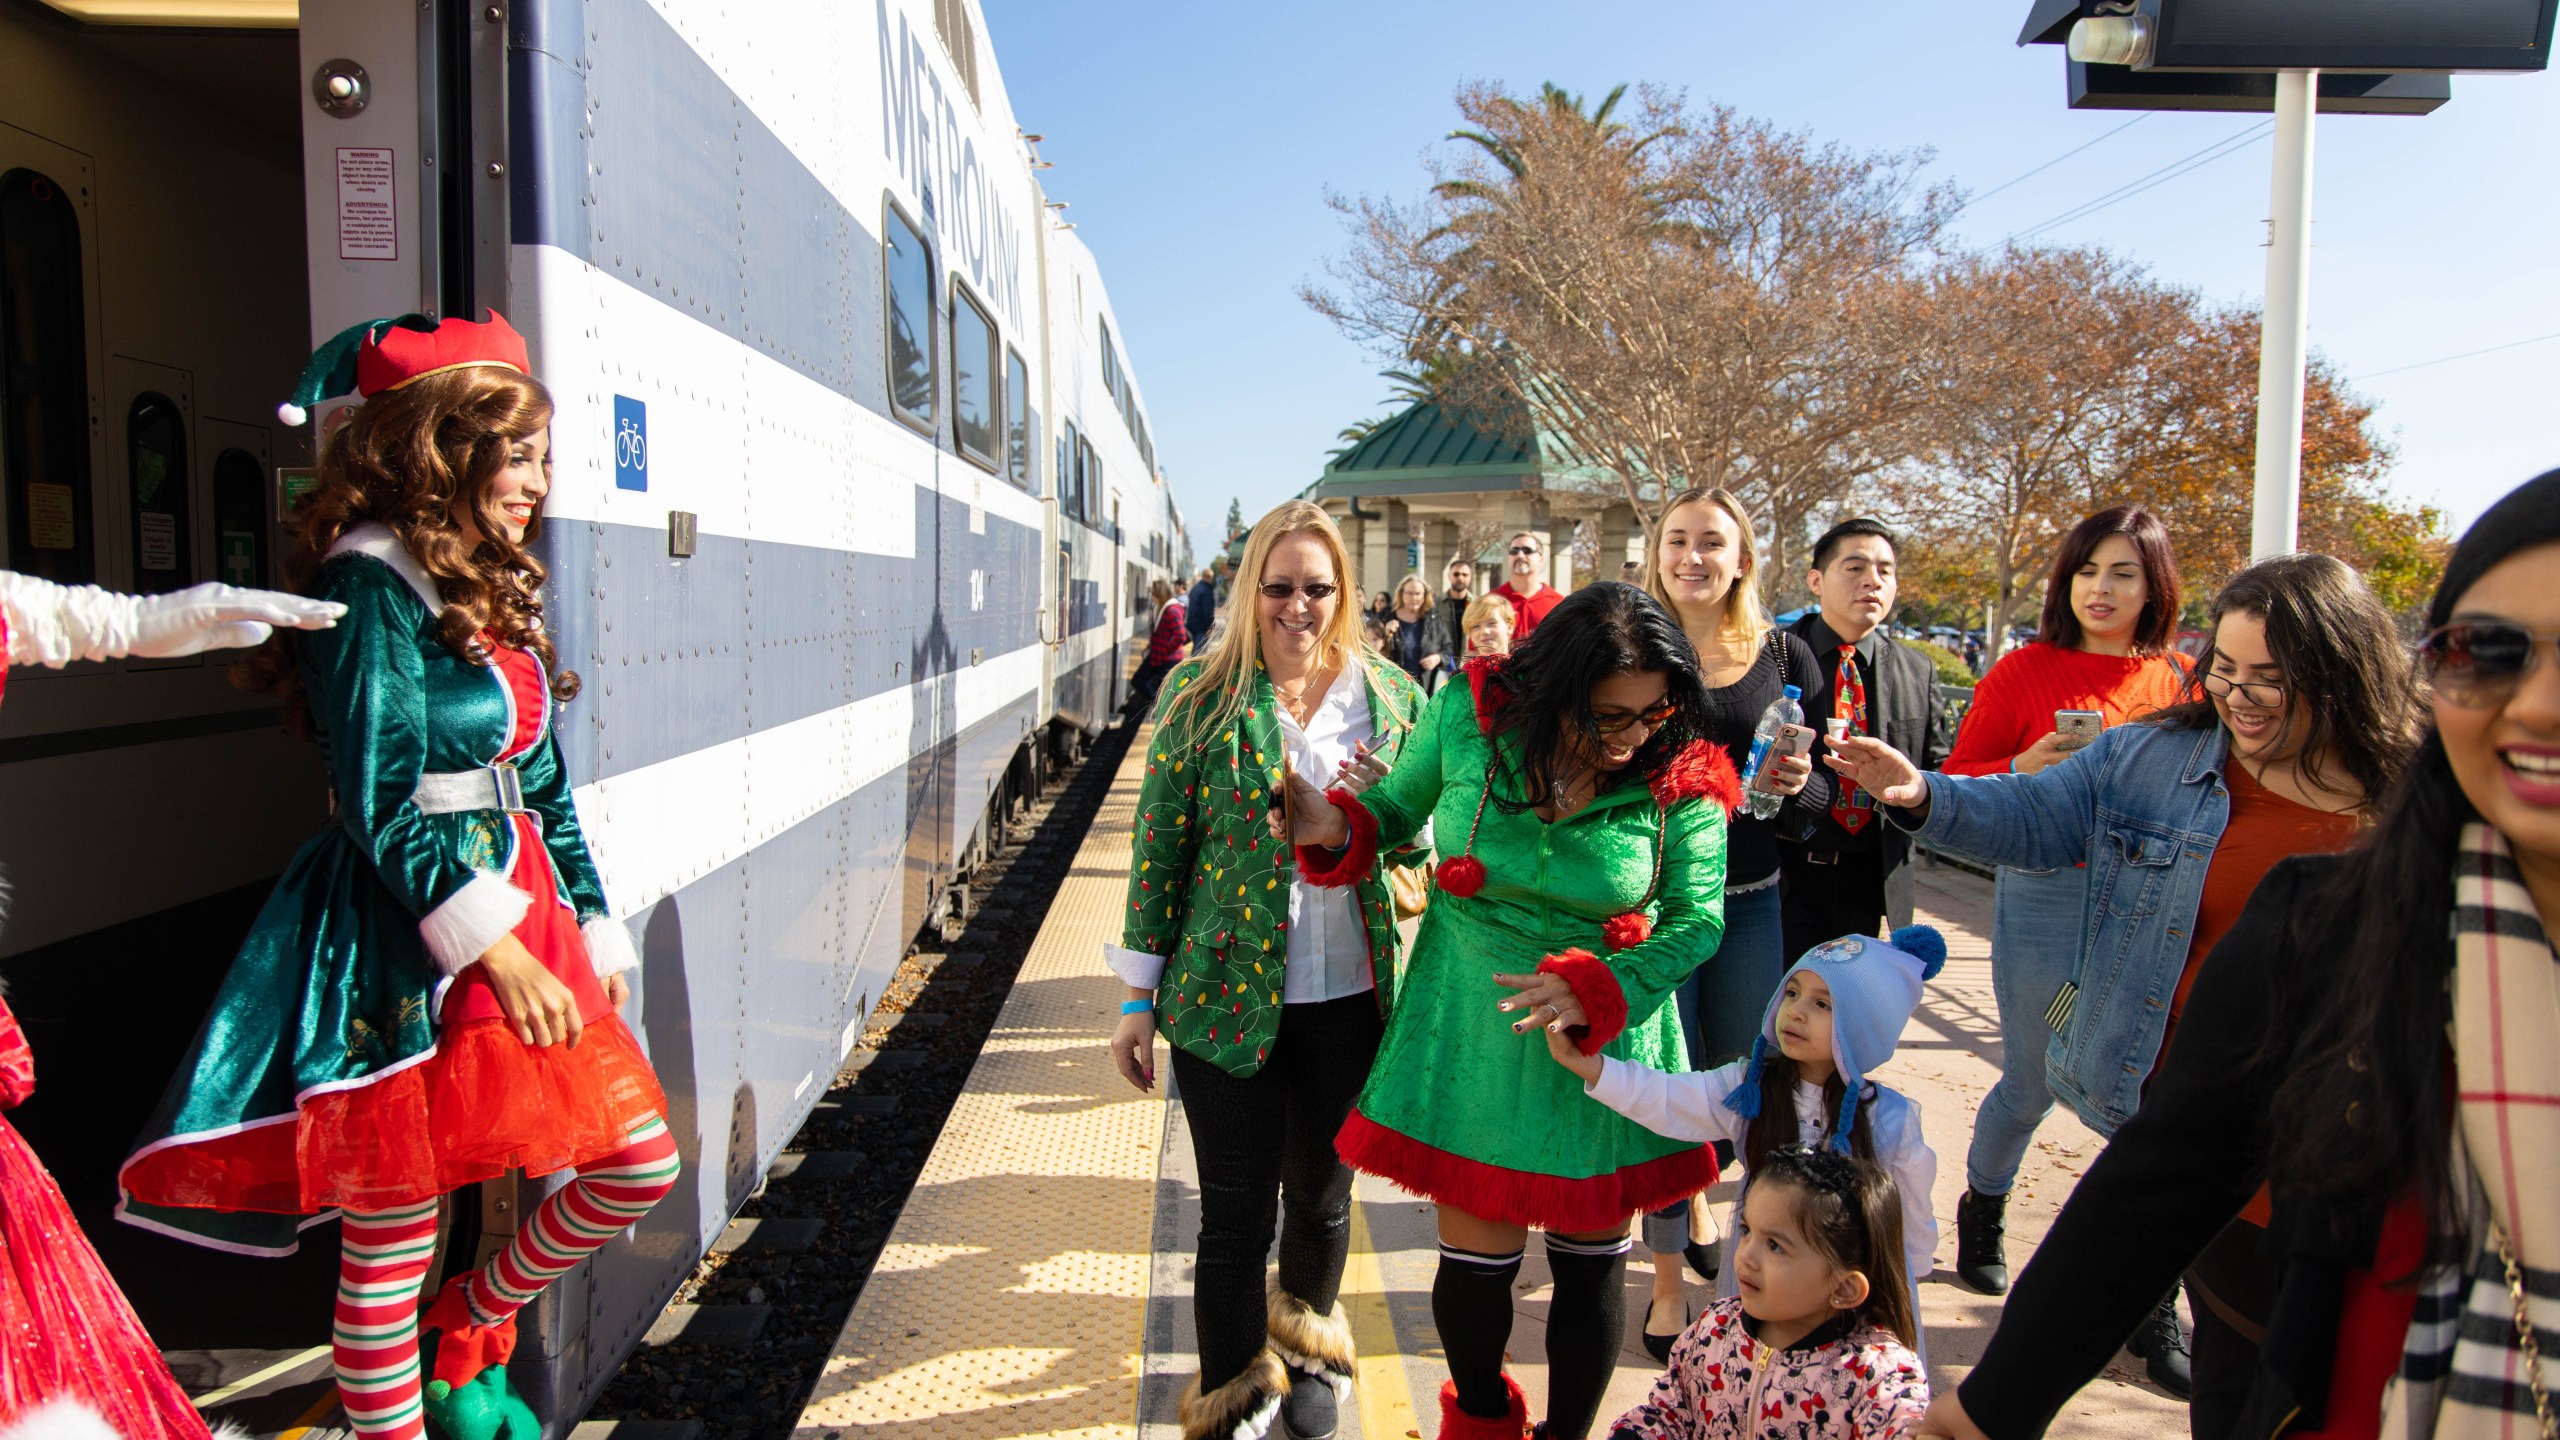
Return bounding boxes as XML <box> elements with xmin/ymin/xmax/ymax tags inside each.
<box><xmin>236</xmin><ymin>366</ymin><xmax>579</xmax><ymax>733</ymax></box>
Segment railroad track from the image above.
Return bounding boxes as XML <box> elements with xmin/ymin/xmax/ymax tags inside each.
<box><xmin>583</xmin><ymin>719</ymin><xmax>1139</xmax><ymax>1440</ymax></box>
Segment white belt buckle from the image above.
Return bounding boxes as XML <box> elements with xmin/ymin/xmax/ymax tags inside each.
<box><xmin>491</xmin><ymin>763</ymin><xmax>527</xmax><ymax>814</ymax></box>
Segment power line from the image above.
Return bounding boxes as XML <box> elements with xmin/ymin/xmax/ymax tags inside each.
<box><xmin>2353</xmin><ymin>329</ymin><xmax>2560</xmax><ymax>381</ymax></box>
<box><xmin>1955</xmin><ymin>114</ymin><xmax>2152</xmax><ymax>216</ymax></box>
<box><xmin>2006</xmin><ymin>121</ymin><xmax>2273</xmax><ymax>243</ymax></box>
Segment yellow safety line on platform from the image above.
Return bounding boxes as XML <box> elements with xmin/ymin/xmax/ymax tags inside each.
<box><xmin>189</xmin><ymin>1344</ymin><xmax>332</xmax><ymax>1410</ymax></box>
<box><xmin>1344</xmin><ymin>1200</ymin><xmax>1420</xmax><ymax>1440</ymax></box>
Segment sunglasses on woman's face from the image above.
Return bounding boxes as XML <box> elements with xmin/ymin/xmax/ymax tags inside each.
<box><xmin>2420</xmin><ymin>619</ymin><xmax>2560</xmax><ymax>707</ymax></box>
<box><xmin>1259</xmin><ymin>581</ymin><xmax>1339</xmax><ymax>601</ymax></box>
<box><xmin>1591</xmin><ymin>700</ymin><xmax>1678</xmax><ymax>735</ymax></box>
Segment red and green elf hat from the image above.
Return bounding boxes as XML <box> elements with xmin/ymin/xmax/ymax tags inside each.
<box><xmin>276</xmin><ymin>309</ymin><xmax>530</xmax><ymax>426</ymax></box>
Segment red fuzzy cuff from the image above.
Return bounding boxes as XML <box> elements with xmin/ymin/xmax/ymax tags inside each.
<box><xmin>1335</xmin><ymin>1109</ymin><xmax>1714</xmax><ymax>1233</ymax></box>
<box><xmin>1537</xmin><ymin>947</ymin><xmax>1631</xmax><ymax>1055</ymax></box>
<box><xmin>1294</xmin><ymin>789</ymin><xmax>1379</xmax><ymax>887</ymax></box>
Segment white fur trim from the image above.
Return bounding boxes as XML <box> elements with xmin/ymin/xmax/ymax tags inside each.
<box><xmin>582</xmin><ymin>914</ymin><xmax>640</xmax><ymax>977</ymax></box>
<box><xmin>419</xmin><ymin>870</ymin><xmax>535</xmax><ymax>976</ymax></box>
<box><xmin>1102</xmin><ymin>944</ymin><xmax>1166</xmax><ymax>990</ymax></box>
<box><xmin>326</xmin><ymin>522</ymin><xmax>442</xmax><ymax>612</ymax></box>
<box><xmin>0</xmin><ymin>1401</ymin><xmax>122</xmax><ymax>1440</ymax></box>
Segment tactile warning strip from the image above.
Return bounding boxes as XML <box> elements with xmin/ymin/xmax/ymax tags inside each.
<box><xmin>793</xmin><ymin>731</ymin><xmax>1161</xmax><ymax>1440</ymax></box>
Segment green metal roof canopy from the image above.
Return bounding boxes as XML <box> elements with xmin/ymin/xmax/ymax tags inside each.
<box><xmin>1302</xmin><ymin>393</ymin><xmax>1639</xmax><ymax>502</ymax></box>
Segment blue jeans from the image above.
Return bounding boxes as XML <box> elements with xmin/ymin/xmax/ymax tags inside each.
<box><xmin>1964</xmin><ymin>864</ymin><xmax>2088</xmax><ymax>1197</ymax></box>
<box><xmin>1643</xmin><ymin>882</ymin><xmax>1786</xmax><ymax>1255</ymax></box>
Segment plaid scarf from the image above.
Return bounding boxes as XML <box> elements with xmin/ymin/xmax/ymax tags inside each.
<box><xmin>2382</xmin><ymin>823</ymin><xmax>2560</xmax><ymax>1440</ymax></box>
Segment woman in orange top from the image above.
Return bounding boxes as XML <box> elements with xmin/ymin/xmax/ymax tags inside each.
<box><xmin>1943</xmin><ymin>510</ymin><xmax>2187</xmax><ymax>1335</ymax></box>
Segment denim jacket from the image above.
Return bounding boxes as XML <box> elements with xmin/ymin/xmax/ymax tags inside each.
<box><xmin>1892</xmin><ymin>720</ymin><xmax>2231</xmax><ymax>1135</ymax></box>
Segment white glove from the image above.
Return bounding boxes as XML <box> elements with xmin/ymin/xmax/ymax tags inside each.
<box><xmin>0</xmin><ymin>573</ymin><xmax>344</xmax><ymax>666</ymax></box>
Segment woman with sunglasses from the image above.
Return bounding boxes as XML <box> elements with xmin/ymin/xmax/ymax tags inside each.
<box><xmin>1106</xmin><ymin>501</ymin><xmax>1428</xmax><ymax>1440</ymax></box>
<box><xmin>1915</xmin><ymin>475</ymin><xmax>2560</xmax><ymax>1440</ymax></box>
<box><xmin>1275</xmin><ymin>581</ymin><xmax>1740</xmax><ymax>1440</ymax></box>
<box><xmin>1827</xmin><ymin>553</ymin><xmax>2420</xmax><ymax>1440</ymax></box>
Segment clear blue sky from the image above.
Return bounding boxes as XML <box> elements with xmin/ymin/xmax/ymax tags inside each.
<box><xmin>982</xmin><ymin>0</ymin><xmax>2560</xmax><ymax>556</ymax></box>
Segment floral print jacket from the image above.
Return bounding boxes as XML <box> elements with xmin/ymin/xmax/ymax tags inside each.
<box><xmin>1608</xmin><ymin>1298</ymin><xmax>1929</xmax><ymax>1440</ymax></box>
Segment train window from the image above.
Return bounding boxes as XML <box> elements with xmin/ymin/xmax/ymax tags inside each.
<box><xmin>0</xmin><ymin>168</ymin><xmax>95</xmax><ymax>583</ymax></box>
<box><xmin>881</xmin><ymin>199</ymin><xmax>936</xmax><ymax>434</ymax></box>
<box><xmin>211</xmin><ymin>448</ymin><xmax>267</xmax><ymax>588</ymax></box>
<box><xmin>1079</xmin><ymin>437</ymin><xmax>1100</xmax><ymax>527</ymax></box>
<box><xmin>1003</xmin><ymin>346</ymin><xmax>1031</xmax><ymax>493</ymax></box>
<box><xmin>1098</xmin><ymin>320</ymin><xmax>1120</xmax><ymax>403</ymax></box>
<box><xmin>950</xmin><ymin>281</ymin><xmax>998</xmax><ymax>471</ymax></box>
<box><xmin>126</xmin><ymin>393</ymin><xmax>190</xmax><ymax>591</ymax></box>
<box><xmin>1062</xmin><ymin>418</ymin><xmax>1081</xmax><ymax>524</ymax></box>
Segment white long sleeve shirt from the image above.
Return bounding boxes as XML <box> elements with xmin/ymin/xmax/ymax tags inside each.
<box><xmin>1588</xmin><ymin>1056</ymin><xmax>1939</xmax><ymax>1341</ymax></box>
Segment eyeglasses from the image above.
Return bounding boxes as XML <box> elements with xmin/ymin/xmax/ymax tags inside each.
<box><xmin>2200</xmin><ymin>670</ymin><xmax>2287</xmax><ymax>709</ymax></box>
<box><xmin>1591</xmin><ymin>700</ymin><xmax>1678</xmax><ymax>736</ymax></box>
<box><xmin>2419</xmin><ymin>619</ymin><xmax>2560</xmax><ymax>708</ymax></box>
<box><xmin>1258</xmin><ymin>581</ymin><xmax>1339</xmax><ymax>601</ymax></box>
<box><xmin>1509</xmin><ymin>545</ymin><xmax>1540</xmax><ymax>556</ymax></box>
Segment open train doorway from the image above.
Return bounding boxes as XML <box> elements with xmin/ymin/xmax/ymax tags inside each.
<box><xmin>0</xmin><ymin>1</ymin><xmax>333</xmax><ymax>1349</ymax></box>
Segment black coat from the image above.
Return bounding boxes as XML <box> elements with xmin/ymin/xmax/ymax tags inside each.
<box><xmin>1777</xmin><ymin>613</ymin><xmax>1954</xmax><ymax>928</ymax></box>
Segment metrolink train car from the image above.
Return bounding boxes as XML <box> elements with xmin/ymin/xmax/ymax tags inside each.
<box><xmin>0</xmin><ymin>0</ymin><xmax>1181</xmax><ymax>1423</ymax></box>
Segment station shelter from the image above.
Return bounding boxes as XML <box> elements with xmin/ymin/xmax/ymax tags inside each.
<box><xmin>1298</xmin><ymin>395</ymin><xmax>1665</xmax><ymax>606</ymax></box>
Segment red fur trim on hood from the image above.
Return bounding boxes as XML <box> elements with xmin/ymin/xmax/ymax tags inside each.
<box><xmin>1649</xmin><ymin>738</ymin><xmax>1743</xmax><ymax>813</ymax></box>
<box><xmin>1294</xmin><ymin>790</ymin><xmax>1379</xmax><ymax>888</ymax></box>
<box><xmin>1335</xmin><ymin>1109</ymin><xmax>1716</xmax><ymax>1234</ymax></box>
<box><xmin>1463</xmin><ymin>656</ymin><xmax>1511</xmax><ymax>736</ymax></box>
<box><xmin>1537</xmin><ymin>947</ymin><xmax>1631</xmax><ymax>1055</ymax></box>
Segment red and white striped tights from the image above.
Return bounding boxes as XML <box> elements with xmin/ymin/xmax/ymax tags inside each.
<box><xmin>332</xmin><ymin>1117</ymin><xmax>680</xmax><ymax>1440</ymax></box>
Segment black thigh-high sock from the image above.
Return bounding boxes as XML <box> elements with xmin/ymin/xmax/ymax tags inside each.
<box><xmin>1432</xmin><ymin>1243</ymin><xmax>1524</xmax><ymax>1418</ymax></box>
<box><xmin>1541</xmin><ymin>1233</ymin><xmax>1632</xmax><ymax>1440</ymax></box>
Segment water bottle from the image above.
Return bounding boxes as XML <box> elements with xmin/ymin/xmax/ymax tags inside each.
<box><xmin>1740</xmin><ymin>685</ymin><xmax>1805</xmax><ymax>821</ymax></box>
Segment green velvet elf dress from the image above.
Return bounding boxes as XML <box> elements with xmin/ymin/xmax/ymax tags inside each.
<box><xmin>116</xmin><ymin>525</ymin><xmax>664</xmax><ymax>1255</ymax></box>
<box><xmin>1299</xmin><ymin>659</ymin><xmax>1738</xmax><ymax>1231</ymax></box>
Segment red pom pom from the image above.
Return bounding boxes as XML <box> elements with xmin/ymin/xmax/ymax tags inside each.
<box><xmin>1602</xmin><ymin>911</ymin><xmax>1653</xmax><ymax>952</ymax></box>
<box><xmin>1436</xmin><ymin>854</ymin><xmax>1488</xmax><ymax>898</ymax></box>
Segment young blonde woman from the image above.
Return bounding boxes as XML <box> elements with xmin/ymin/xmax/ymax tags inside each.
<box><xmin>1105</xmin><ymin>501</ymin><xmax>1429</xmax><ymax>1440</ymax></box>
<box><xmin>1634</xmin><ymin>486</ymin><xmax>1822</xmax><ymax>1357</ymax></box>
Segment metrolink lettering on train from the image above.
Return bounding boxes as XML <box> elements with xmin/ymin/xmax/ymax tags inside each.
<box><xmin>877</xmin><ymin>0</ymin><xmax>1026</xmax><ymax>331</ymax></box>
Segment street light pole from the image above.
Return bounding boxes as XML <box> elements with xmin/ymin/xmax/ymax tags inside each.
<box><xmin>2252</xmin><ymin>67</ymin><xmax>2318</xmax><ymax>560</ymax></box>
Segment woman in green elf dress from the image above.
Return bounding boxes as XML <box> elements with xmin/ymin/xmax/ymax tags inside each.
<box><xmin>1105</xmin><ymin>501</ymin><xmax>1428</xmax><ymax>1440</ymax></box>
<box><xmin>1278</xmin><ymin>581</ymin><xmax>1739</xmax><ymax>1440</ymax></box>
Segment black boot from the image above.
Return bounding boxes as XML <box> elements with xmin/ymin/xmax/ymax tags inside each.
<box><xmin>1955</xmin><ymin>1188</ymin><xmax>2009</xmax><ymax>1295</ymax></box>
<box><xmin>1280</xmin><ymin>1364</ymin><xmax>1340</xmax><ymax>1440</ymax></box>
<box><xmin>2126</xmin><ymin>1293</ymin><xmax>2193</xmax><ymax>1399</ymax></box>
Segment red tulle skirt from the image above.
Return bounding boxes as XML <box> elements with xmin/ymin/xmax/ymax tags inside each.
<box><xmin>1</xmin><ymin>1117</ymin><xmax>210</xmax><ymax>1440</ymax></box>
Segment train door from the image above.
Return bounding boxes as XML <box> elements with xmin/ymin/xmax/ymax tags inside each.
<box><xmin>1109</xmin><ymin>497</ymin><xmax>1123</xmax><ymax>715</ymax></box>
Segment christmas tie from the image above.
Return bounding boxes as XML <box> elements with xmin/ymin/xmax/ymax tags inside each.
<box><xmin>1830</xmin><ymin>643</ymin><xmax>1873</xmax><ymax>835</ymax></box>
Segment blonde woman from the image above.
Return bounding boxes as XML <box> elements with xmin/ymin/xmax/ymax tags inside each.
<box><xmin>1460</xmin><ymin>593</ymin><xmax>1514</xmax><ymax>658</ymax></box>
<box><xmin>1105</xmin><ymin>501</ymin><xmax>1429</xmax><ymax>1440</ymax></box>
<box><xmin>1630</xmin><ymin>486</ymin><xmax>1822</xmax><ymax>1356</ymax></box>
<box><xmin>1387</xmin><ymin>573</ymin><xmax>1454</xmax><ymax>688</ymax></box>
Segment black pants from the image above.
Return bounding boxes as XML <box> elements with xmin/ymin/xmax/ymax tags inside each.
<box><xmin>1128</xmin><ymin>659</ymin><xmax>1176</xmax><ymax>708</ymax></box>
<box><xmin>2185</xmin><ymin>1218</ymin><xmax>2279</xmax><ymax>1440</ymax></box>
<box><xmin>1780</xmin><ymin>848</ymin><xmax>1888</xmax><ymax>963</ymax></box>
<box><xmin>1169</xmin><ymin>992</ymin><xmax>1385</xmax><ymax>1391</ymax></box>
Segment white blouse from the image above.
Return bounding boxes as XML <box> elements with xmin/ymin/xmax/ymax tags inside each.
<box><xmin>1104</xmin><ymin>667</ymin><xmax>1378</xmax><ymax>1005</ymax></box>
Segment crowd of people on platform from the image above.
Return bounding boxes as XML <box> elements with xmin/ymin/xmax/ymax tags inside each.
<box><xmin>1107</xmin><ymin>475</ymin><xmax>2560</xmax><ymax>1440</ymax></box>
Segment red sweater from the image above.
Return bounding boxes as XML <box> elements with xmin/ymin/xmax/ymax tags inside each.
<box><xmin>1943</xmin><ymin>641</ymin><xmax>2188</xmax><ymax>776</ymax></box>
<box><xmin>1492</xmin><ymin>581</ymin><xmax>1562</xmax><ymax>638</ymax></box>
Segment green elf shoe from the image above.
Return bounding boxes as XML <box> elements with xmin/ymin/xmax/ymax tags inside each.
<box><xmin>421</xmin><ymin>1366</ymin><xmax>541</xmax><ymax>1440</ymax></box>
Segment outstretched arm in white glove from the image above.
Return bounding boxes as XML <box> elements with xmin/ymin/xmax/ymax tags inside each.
<box><xmin>0</xmin><ymin>573</ymin><xmax>345</xmax><ymax>666</ymax></box>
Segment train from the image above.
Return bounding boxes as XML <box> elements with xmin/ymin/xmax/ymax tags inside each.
<box><xmin>0</xmin><ymin>0</ymin><xmax>1184</xmax><ymax>1426</ymax></box>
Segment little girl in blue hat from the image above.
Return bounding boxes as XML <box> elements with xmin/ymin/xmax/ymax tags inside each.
<box><xmin>1544</xmin><ymin>926</ymin><xmax>1946</xmax><ymax>1339</ymax></box>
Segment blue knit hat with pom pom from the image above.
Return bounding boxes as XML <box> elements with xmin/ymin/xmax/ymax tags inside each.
<box><xmin>1721</xmin><ymin>924</ymin><xmax>1948</xmax><ymax>1154</ymax></box>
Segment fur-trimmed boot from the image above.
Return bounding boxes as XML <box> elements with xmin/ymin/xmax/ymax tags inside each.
<box><xmin>1435</xmin><ymin>1374</ymin><xmax>1529</xmax><ymax>1440</ymax></box>
<box><xmin>1266</xmin><ymin>1277</ymin><xmax>1356</xmax><ymax>1440</ymax></box>
<box><xmin>1178</xmin><ymin>1349</ymin><xmax>1288</xmax><ymax>1440</ymax></box>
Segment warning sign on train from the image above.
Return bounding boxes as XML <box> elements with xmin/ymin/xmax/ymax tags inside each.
<box><xmin>335</xmin><ymin>147</ymin><xmax>397</xmax><ymax>261</ymax></box>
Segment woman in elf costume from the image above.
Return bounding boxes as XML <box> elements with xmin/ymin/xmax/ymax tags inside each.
<box><xmin>1105</xmin><ymin>501</ymin><xmax>1428</xmax><ymax>1440</ymax></box>
<box><xmin>1277</xmin><ymin>582</ymin><xmax>1739</xmax><ymax>1440</ymax></box>
<box><xmin>0</xmin><ymin>574</ymin><xmax>340</xmax><ymax>1440</ymax></box>
<box><xmin>116</xmin><ymin>314</ymin><xmax>677</xmax><ymax>1440</ymax></box>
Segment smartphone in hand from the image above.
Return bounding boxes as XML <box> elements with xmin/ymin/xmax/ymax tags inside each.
<box><xmin>2054</xmin><ymin>709</ymin><xmax>2103</xmax><ymax>752</ymax></box>
<box><xmin>1753</xmin><ymin>723</ymin><xmax>1816</xmax><ymax>792</ymax></box>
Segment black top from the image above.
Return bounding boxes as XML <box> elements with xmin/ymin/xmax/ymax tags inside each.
<box><xmin>1780</xmin><ymin>614</ymin><xmax>1954</xmax><ymax>858</ymax></box>
<box><xmin>1959</xmin><ymin>854</ymin><xmax>2390</xmax><ymax>1440</ymax></box>
<box><xmin>1700</xmin><ymin>630</ymin><xmax>1825</xmax><ymax>888</ymax></box>
<box><xmin>1434</xmin><ymin>593</ymin><xmax>1471</xmax><ymax>654</ymax></box>
<box><xmin>1186</xmin><ymin>578</ymin><xmax>1217</xmax><ymax>639</ymax></box>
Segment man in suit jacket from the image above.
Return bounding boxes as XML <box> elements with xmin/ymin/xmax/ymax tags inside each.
<box><xmin>1778</xmin><ymin>517</ymin><xmax>1953</xmax><ymax>960</ymax></box>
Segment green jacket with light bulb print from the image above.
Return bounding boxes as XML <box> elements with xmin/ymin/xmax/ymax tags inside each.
<box><xmin>1122</xmin><ymin>655</ymin><xmax>1429</xmax><ymax>1078</ymax></box>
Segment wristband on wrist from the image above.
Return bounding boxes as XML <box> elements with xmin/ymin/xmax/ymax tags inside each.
<box><xmin>1121</xmin><ymin>998</ymin><xmax>1155</xmax><ymax>1015</ymax></box>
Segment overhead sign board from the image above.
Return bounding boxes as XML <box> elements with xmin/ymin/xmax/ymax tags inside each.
<box><xmin>2067</xmin><ymin>63</ymin><xmax>2451</xmax><ymax>112</ymax></box>
<box><xmin>2021</xmin><ymin>0</ymin><xmax>2555</xmax><ymax>73</ymax></box>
